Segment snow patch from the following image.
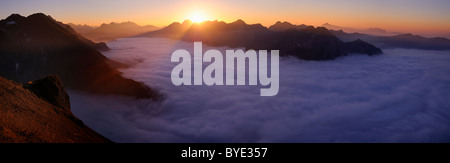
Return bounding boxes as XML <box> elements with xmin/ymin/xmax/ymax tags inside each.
<box><xmin>6</xmin><ymin>21</ymin><xmax>15</xmax><ymax>25</ymax></box>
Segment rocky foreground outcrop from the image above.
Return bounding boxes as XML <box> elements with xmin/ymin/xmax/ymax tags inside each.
<box><xmin>0</xmin><ymin>75</ymin><xmax>111</xmax><ymax>143</ymax></box>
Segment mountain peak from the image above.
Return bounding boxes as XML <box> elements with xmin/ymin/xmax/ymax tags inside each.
<box><xmin>5</xmin><ymin>13</ymin><xmax>25</xmax><ymax>21</ymax></box>
<box><xmin>231</xmin><ymin>19</ymin><xmax>247</xmax><ymax>25</ymax></box>
<box><xmin>394</xmin><ymin>33</ymin><xmax>425</xmax><ymax>39</ymax></box>
<box><xmin>182</xmin><ymin>19</ymin><xmax>193</xmax><ymax>25</ymax></box>
<box><xmin>99</xmin><ymin>21</ymin><xmax>140</xmax><ymax>28</ymax></box>
<box><xmin>274</xmin><ymin>21</ymin><xmax>294</xmax><ymax>26</ymax></box>
<box><xmin>0</xmin><ymin>13</ymin><xmax>25</xmax><ymax>26</ymax></box>
<box><xmin>269</xmin><ymin>21</ymin><xmax>307</xmax><ymax>32</ymax></box>
<box><xmin>27</xmin><ymin>13</ymin><xmax>50</xmax><ymax>20</ymax></box>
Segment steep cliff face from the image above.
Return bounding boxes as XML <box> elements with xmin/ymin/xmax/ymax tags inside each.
<box><xmin>0</xmin><ymin>75</ymin><xmax>111</xmax><ymax>143</ymax></box>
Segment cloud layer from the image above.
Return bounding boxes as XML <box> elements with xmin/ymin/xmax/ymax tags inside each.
<box><xmin>70</xmin><ymin>38</ymin><xmax>450</xmax><ymax>143</ymax></box>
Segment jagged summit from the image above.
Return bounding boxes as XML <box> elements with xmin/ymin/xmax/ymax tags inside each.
<box><xmin>269</xmin><ymin>21</ymin><xmax>308</xmax><ymax>32</ymax></box>
<box><xmin>72</xmin><ymin>20</ymin><xmax>158</xmax><ymax>42</ymax></box>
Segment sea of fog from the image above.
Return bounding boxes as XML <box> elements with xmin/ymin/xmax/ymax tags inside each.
<box><xmin>69</xmin><ymin>37</ymin><xmax>450</xmax><ymax>143</ymax></box>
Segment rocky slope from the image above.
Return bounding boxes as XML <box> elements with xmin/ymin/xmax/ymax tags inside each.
<box><xmin>0</xmin><ymin>75</ymin><xmax>111</xmax><ymax>143</ymax></box>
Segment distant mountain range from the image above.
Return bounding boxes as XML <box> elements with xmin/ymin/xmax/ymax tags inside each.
<box><xmin>319</xmin><ymin>23</ymin><xmax>450</xmax><ymax>50</ymax></box>
<box><xmin>0</xmin><ymin>13</ymin><xmax>159</xmax><ymax>99</ymax></box>
<box><xmin>321</xmin><ymin>23</ymin><xmax>401</xmax><ymax>36</ymax></box>
<box><xmin>138</xmin><ymin>19</ymin><xmax>383</xmax><ymax>60</ymax></box>
<box><xmin>0</xmin><ymin>75</ymin><xmax>111</xmax><ymax>143</ymax></box>
<box><xmin>1</xmin><ymin>13</ymin><xmax>447</xmax><ymax>142</ymax></box>
<box><xmin>331</xmin><ymin>30</ymin><xmax>450</xmax><ymax>51</ymax></box>
<box><xmin>67</xmin><ymin>23</ymin><xmax>95</xmax><ymax>35</ymax></box>
<box><xmin>268</xmin><ymin>21</ymin><xmax>309</xmax><ymax>32</ymax></box>
<box><xmin>1</xmin><ymin>13</ymin><xmax>445</xmax><ymax>98</ymax></box>
<box><xmin>69</xmin><ymin>21</ymin><xmax>159</xmax><ymax>42</ymax></box>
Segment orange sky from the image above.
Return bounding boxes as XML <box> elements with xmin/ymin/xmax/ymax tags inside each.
<box><xmin>1</xmin><ymin>0</ymin><xmax>450</xmax><ymax>37</ymax></box>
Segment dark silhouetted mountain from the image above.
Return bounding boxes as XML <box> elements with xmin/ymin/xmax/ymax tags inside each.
<box><xmin>269</xmin><ymin>21</ymin><xmax>308</xmax><ymax>32</ymax></box>
<box><xmin>139</xmin><ymin>20</ymin><xmax>382</xmax><ymax>60</ymax></box>
<box><xmin>0</xmin><ymin>75</ymin><xmax>111</xmax><ymax>143</ymax></box>
<box><xmin>1</xmin><ymin>16</ymin><xmax>110</xmax><ymax>51</ymax></box>
<box><xmin>0</xmin><ymin>13</ymin><xmax>159</xmax><ymax>99</ymax></box>
<box><xmin>344</xmin><ymin>39</ymin><xmax>383</xmax><ymax>55</ymax></box>
<box><xmin>331</xmin><ymin>30</ymin><xmax>450</xmax><ymax>51</ymax></box>
<box><xmin>71</xmin><ymin>21</ymin><xmax>158</xmax><ymax>42</ymax></box>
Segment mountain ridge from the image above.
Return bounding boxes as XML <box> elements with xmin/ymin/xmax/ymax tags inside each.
<box><xmin>139</xmin><ymin>19</ymin><xmax>383</xmax><ymax>60</ymax></box>
<box><xmin>330</xmin><ymin>29</ymin><xmax>450</xmax><ymax>51</ymax></box>
<box><xmin>70</xmin><ymin>21</ymin><xmax>159</xmax><ymax>42</ymax></box>
<box><xmin>321</xmin><ymin>23</ymin><xmax>400</xmax><ymax>36</ymax></box>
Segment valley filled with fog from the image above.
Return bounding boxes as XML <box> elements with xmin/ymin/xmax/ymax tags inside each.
<box><xmin>70</xmin><ymin>38</ymin><xmax>450</xmax><ymax>143</ymax></box>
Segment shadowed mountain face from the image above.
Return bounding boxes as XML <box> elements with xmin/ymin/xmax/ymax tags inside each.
<box><xmin>70</xmin><ymin>21</ymin><xmax>158</xmax><ymax>42</ymax></box>
<box><xmin>0</xmin><ymin>13</ymin><xmax>159</xmax><ymax>99</ymax></box>
<box><xmin>139</xmin><ymin>20</ymin><xmax>383</xmax><ymax>60</ymax></box>
<box><xmin>0</xmin><ymin>75</ymin><xmax>111</xmax><ymax>143</ymax></box>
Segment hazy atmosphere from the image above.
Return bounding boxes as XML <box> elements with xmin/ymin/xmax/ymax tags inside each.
<box><xmin>70</xmin><ymin>38</ymin><xmax>450</xmax><ymax>142</ymax></box>
<box><xmin>2</xmin><ymin>0</ymin><xmax>450</xmax><ymax>144</ymax></box>
<box><xmin>1</xmin><ymin>0</ymin><xmax>450</xmax><ymax>37</ymax></box>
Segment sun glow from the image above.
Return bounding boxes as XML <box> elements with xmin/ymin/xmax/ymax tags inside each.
<box><xmin>189</xmin><ymin>11</ymin><xmax>208</xmax><ymax>23</ymax></box>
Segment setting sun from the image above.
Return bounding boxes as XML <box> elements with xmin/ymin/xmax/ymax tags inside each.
<box><xmin>189</xmin><ymin>11</ymin><xmax>208</xmax><ymax>23</ymax></box>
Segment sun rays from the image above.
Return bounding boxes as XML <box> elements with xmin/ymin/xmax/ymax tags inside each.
<box><xmin>188</xmin><ymin>11</ymin><xmax>208</xmax><ymax>23</ymax></box>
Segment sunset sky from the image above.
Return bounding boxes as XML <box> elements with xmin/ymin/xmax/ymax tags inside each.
<box><xmin>1</xmin><ymin>0</ymin><xmax>450</xmax><ymax>37</ymax></box>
